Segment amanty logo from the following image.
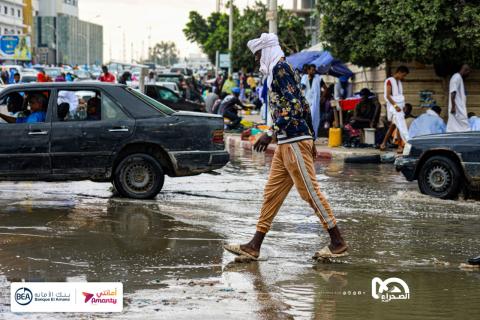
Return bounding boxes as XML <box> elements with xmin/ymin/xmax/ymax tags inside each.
<box><xmin>82</xmin><ymin>292</ymin><xmax>94</xmax><ymax>303</ymax></box>
<box><xmin>82</xmin><ymin>289</ymin><xmax>118</xmax><ymax>305</ymax></box>
<box><xmin>15</xmin><ymin>287</ymin><xmax>33</xmax><ymax>306</ymax></box>
<box><xmin>372</xmin><ymin>277</ymin><xmax>410</xmax><ymax>302</ymax></box>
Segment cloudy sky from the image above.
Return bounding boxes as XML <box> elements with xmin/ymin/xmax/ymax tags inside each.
<box><xmin>79</xmin><ymin>0</ymin><xmax>292</xmax><ymax>62</ymax></box>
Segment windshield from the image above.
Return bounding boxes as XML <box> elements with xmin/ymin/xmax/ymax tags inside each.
<box><xmin>126</xmin><ymin>87</ymin><xmax>176</xmax><ymax>115</ymax></box>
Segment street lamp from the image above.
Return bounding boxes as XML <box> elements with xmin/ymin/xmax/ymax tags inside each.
<box><xmin>43</xmin><ymin>22</ymin><xmax>59</xmax><ymax>65</ymax></box>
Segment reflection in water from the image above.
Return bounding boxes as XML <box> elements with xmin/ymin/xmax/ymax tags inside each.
<box><xmin>0</xmin><ymin>199</ymin><xmax>223</xmax><ymax>295</ymax></box>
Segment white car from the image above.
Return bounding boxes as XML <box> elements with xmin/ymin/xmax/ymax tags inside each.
<box><xmin>19</xmin><ymin>68</ymin><xmax>38</xmax><ymax>83</ymax></box>
<box><xmin>157</xmin><ymin>81</ymin><xmax>180</xmax><ymax>94</ymax></box>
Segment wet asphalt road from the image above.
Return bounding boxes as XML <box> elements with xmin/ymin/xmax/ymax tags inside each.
<box><xmin>0</xmin><ymin>144</ymin><xmax>479</xmax><ymax>319</ymax></box>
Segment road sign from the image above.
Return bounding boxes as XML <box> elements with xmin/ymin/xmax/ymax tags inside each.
<box><xmin>219</xmin><ymin>53</ymin><xmax>230</xmax><ymax>68</ymax></box>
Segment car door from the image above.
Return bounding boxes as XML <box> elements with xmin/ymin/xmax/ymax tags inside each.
<box><xmin>50</xmin><ymin>88</ymin><xmax>135</xmax><ymax>176</ymax></box>
<box><xmin>0</xmin><ymin>89</ymin><xmax>52</xmax><ymax>177</ymax></box>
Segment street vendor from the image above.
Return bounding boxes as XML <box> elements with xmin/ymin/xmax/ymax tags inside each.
<box><xmin>220</xmin><ymin>87</ymin><xmax>244</xmax><ymax>129</ymax></box>
<box><xmin>349</xmin><ymin>88</ymin><xmax>380</xmax><ymax>129</ymax></box>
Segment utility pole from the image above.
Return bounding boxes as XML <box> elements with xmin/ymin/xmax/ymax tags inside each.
<box><xmin>215</xmin><ymin>0</ymin><xmax>221</xmax><ymax>77</ymax></box>
<box><xmin>268</xmin><ymin>0</ymin><xmax>277</xmax><ymax>34</ymax></box>
<box><xmin>228</xmin><ymin>0</ymin><xmax>233</xmax><ymax>75</ymax></box>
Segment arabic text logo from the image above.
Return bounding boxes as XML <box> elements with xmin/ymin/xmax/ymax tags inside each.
<box><xmin>372</xmin><ymin>277</ymin><xmax>410</xmax><ymax>302</ymax></box>
<box><xmin>82</xmin><ymin>292</ymin><xmax>94</xmax><ymax>303</ymax></box>
<box><xmin>15</xmin><ymin>287</ymin><xmax>33</xmax><ymax>306</ymax></box>
<box><xmin>83</xmin><ymin>289</ymin><xmax>118</xmax><ymax>304</ymax></box>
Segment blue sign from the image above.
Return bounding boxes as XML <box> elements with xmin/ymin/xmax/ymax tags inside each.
<box><xmin>0</xmin><ymin>35</ymin><xmax>32</xmax><ymax>61</ymax></box>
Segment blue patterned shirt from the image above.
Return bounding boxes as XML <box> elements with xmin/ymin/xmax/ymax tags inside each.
<box><xmin>269</xmin><ymin>60</ymin><xmax>314</xmax><ymax>144</ymax></box>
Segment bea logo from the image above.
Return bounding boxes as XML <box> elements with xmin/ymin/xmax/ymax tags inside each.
<box><xmin>15</xmin><ymin>287</ymin><xmax>33</xmax><ymax>305</ymax></box>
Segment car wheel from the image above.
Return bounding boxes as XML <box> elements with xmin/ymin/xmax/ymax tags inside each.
<box><xmin>418</xmin><ymin>156</ymin><xmax>463</xmax><ymax>199</ymax></box>
<box><xmin>113</xmin><ymin>153</ymin><xmax>164</xmax><ymax>199</ymax></box>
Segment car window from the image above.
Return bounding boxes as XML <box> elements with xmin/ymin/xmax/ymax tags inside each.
<box><xmin>158</xmin><ymin>87</ymin><xmax>179</xmax><ymax>103</ymax></box>
<box><xmin>145</xmin><ymin>86</ymin><xmax>158</xmax><ymax>99</ymax></box>
<box><xmin>56</xmin><ymin>90</ymin><xmax>128</xmax><ymax>122</ymax></box>
<box><xmin>0</xmin><ymin>90</ymin><xmax>50</xmax><ymax>124</ymax></box>
<box><xmin>56</xmin><ymin>90</ymin><xmax>98</xmax><ymax>121</ymax></box>
<box><xmin>126</xmin><ymin>87</ymin><xmax>175</xmax><ymax>115</ymax></box>
<box><xmin>102</xmin><ymin>94</ymin><xmax>128</xmax><ymax>120</ymax></box>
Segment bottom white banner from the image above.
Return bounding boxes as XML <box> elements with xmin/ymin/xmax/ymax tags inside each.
<box><xmin>11</xmin><ymin>282</ymin><xmax>123</xmax><ymax>313</ymax></box>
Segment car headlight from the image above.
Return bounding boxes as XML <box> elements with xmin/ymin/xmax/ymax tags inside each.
<box><xmin>403</xmin><ymin>143</ymin><xmax>412</xmax><ymax>156</ymax></box>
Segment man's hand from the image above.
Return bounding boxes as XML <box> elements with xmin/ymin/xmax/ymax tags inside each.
<box><xmin>394</xmin><ymin>104</ymin><xmax>402</xmax><ymax>112</ymax></box>
<box><xmin>312</xmin><ymin>143</ymin><xmax>317</xmax><ymax>160</ymax></box>
<box><xmin>451</xmin><ymin>106</ymin><xmax>456</xmax><ymax>115</ymax></box>
<box><xmin>253</xmin><ymin>133</ymin><xmax>273</xmax><ymax>152</ymax></box>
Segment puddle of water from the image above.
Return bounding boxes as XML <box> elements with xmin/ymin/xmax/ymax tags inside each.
<box><xmin>0</xmin><ymin>147</ymin><xmax>479</xmax><ymax>319</ymax></box>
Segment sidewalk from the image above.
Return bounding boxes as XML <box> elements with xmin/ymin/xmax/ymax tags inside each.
<box><xmin>225</xmin><ymin>133</ymin><xmax>383</xmax><ymax>161</ymax></box>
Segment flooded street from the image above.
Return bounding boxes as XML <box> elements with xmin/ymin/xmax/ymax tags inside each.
<box><xmin>1</xmin><ymin>145</ymin><xmax>479</xmax><ymax>319</ymax></box>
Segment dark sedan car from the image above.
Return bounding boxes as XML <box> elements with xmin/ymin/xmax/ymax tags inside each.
<box><xmin>0</xmin><ymin>82</ymin><xmax>229</xmax><ymax>199</ymax></box>
<box><xmin>395</xmin><ymin>132</ymin><xmax>480</xmax><ymax>199</ymax></box>
<box><xmin>144</xmin><ymin>84</ymin><xmax>205</xmax><ymax>112</ymax></box>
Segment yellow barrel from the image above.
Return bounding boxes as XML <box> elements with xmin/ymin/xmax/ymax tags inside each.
<box><xmin>328</xmin><ymin>128</ymin><xmax>342</xmax><ymax>147</ymax></box>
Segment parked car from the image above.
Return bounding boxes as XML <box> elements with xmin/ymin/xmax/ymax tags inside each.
<box><xmin>157</xmin><ymin>81</ymin><xmax>180</xmax><ymax>94</ymax></box>
<box><xmin>395</xmin><ymin>132</ymin><xmax>480</xmax><ymax>199</ymax></box>
<box><xmin>20</xmin><ymin>68</ymin><xmax>38</xmax><ymax>83</ymax></box>
<box><xmin>0</xmin><ymin>82</ymin><xmax>229</xmax><ymax>199</ymax></box>
<box><xmin>44</xmin><ymin>67</ymin><xmax>63</xmax><ymax>79</ymax></box>
<box><xmin>144</xmin><ymin>84</ymin><xmax>205</xmax><ymax>112</ymax></box>
<box><xmin>73</xmin><ymin>69</ymin><xmax>93</xmax><ymax>81</ymax></box>
<box><xmin>156</xmin><ymin>73</ymin><xmax>184</xmax><ymax>85</ymax></box>
<box><xmin>170</xmin><ymin>67</ymin><xmax>193</xmax><ymax>77</ymax></box>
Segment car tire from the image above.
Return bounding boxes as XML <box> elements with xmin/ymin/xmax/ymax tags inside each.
<box><xmin>418</xmin><ymin>156</ymin><xmax>463</xmax><ymax>200</ymax></box>
<box><xmin>113</xmin><ymin>153</ymin><xmax>164</xmax><ymax>199</ymax></box>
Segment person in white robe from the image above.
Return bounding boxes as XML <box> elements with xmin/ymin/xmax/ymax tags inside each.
<box><xmin>408</xmin><ymin>106</ymin><xmax>446</xmax><ymax>138</ymax></box>
<box><xmin>379</xmin><ymin>65</ymin><xmax>410</xmax><ymax>152</ymax></box>
<box><xmin>468</xmin><ymin>112</ymin><xmax>480</xmax><ymax>131</ymax></box>
<box><xmin>447</xmin><ymin>64</ymin><xmax>471</xmax><ymax>132</ymax></box>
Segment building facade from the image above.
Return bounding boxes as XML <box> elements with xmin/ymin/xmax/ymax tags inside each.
<box><xmin>291</xmin><ymin>0</ymin><xmax>319</xmax><ymax>47</ymax></box>
<box><xmin>0</xmin><ymin>0</ymin><xmax>24</xmax><ymax>36</ymax></box>
<box><xmin>35</xmin><ymin>0</ymin><xmax>103</xmax><ymax>66</ymax></box>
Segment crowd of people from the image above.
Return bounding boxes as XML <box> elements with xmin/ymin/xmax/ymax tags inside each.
<box><xmin>2</xmin><ymin>59</ymin><xmax>479</xmax><ymax>146</ymax></box>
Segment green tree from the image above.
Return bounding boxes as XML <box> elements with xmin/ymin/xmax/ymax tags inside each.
<box><xmin>148</xmin><ymin>41</ymin><xmax>179</xmax><ymax>66</ymax></box>
<box><xmin>183</xmin><ymin>1</ymin><xmax>308</xmax><ymax>71</ymax></box>
<box><xmin>318</xmin><ymin>0</ymin><xmax>480</xmax><ymax>72</ymax></box>
<box><xmin>183</xmin><ymin>11</ymin><xmax>231</xmax><ymax>64</ymax></box>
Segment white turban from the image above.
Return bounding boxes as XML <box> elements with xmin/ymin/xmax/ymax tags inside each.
<box><xmin>247</xmin><ymin>33</ymin><xmax>284</xmax><ymax>89</ymax></box>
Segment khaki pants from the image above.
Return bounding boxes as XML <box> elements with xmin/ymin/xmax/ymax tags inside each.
<box><xmin>256</xmin><ymin>139</ymin><xmax>337</xmax><ymax>233</ymax></box>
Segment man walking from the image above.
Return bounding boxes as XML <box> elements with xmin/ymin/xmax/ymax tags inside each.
<box><xmin>224</xmin><ymin>33</ymin><xmax>348</xmax><ymax>260</ymax></box>
<box><xmin>379</xmin><ymin>66</ymin><xmax>410</xmax><ymax>152</ymax></box>
<box><xmin>447</xmin><ymin>64</ymin><xmax>471</xmax><ymax>133</ymax></box>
